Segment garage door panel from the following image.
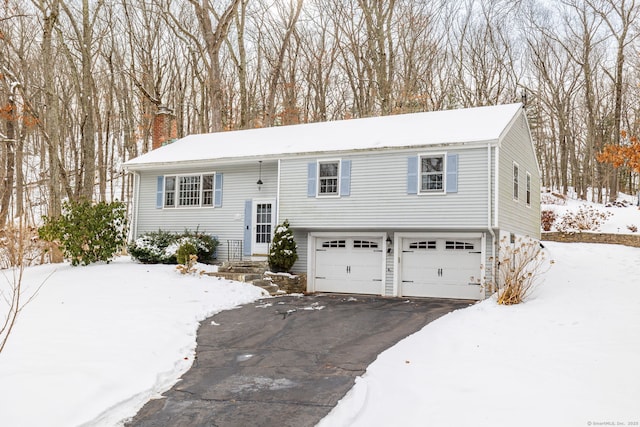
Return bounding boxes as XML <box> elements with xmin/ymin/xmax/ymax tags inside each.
<box><xmin>315</xmin><ymin>248</ymin><xmax>348</xmax><ymax>280</ymax></box>
<box><xmin>402</xmin><ymin>283</ymin><xmax>483</xmax><ymax>299</ymax></box>
<box><xmin>400</xmin><ymin>237</ymin><xmax>482</xmax><ymax>300</ymax></box>
<box><xmin>314</xmin><ymin>237</ymin><xmax>383</xmax><ymax>295</ymax></box>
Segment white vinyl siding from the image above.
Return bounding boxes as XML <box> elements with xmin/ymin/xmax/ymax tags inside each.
<box><xmin>497</xmin><ymin>112</ymin><xmax>541</xmax><ymax>238</ymax></box>
<box><xmin>512</xmin><ymin>162</ymin><xmax>519</xmax><ymax>201</ymax></box>
<box><xmin>280</xmin><ymin>149</ymin><xmax>487</xmax><ymax>229</ymax></box>
<box><xmin>135</xmin><ymin>162</ymin><xmax>278</xmax><ymax>261</ymax></box>
<box><xmin>526</xmin><ymin>172</ymin><xmax>531</xmax><ymax>206</ymax></box>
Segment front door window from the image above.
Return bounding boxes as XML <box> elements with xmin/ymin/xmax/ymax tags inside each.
<box><xmin>255</xmin><ymin>203</ymin><xmax>272</xmax><ymax>245</ymax></box>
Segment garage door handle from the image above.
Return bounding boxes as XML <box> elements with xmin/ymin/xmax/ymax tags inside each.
<box><xmin>469</xmin><ymin>251</ymin><xmax>481</xmax><ymax>254</ymax></box>
<box><xmin>402</xmin><ymin>280</ymin><xmax>414</xmax><ymax>283</ymax></box>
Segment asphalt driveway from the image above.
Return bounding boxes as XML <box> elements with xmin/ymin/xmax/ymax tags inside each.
<box><xmin>127</xmin><ymin>294</ymin><xmax>472</xmax><ymax>427</ymax></box>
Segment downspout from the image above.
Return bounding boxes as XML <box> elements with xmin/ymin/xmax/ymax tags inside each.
<box><xmin>487</xmin><ymin>144</ymin><xmax>496</xmax><ymax>295</ymax></box>
<box><xmin>130</xmin><ymin>171</ymin><xmax>140</xmax><ymax>242</ymax></box>
<box><xmin>276</xmin><ymin>159</ymin><xmax>281</xmax><ymax>224</ymax></box>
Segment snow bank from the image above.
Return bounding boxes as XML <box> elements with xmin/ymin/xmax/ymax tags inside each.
<box><xmin>0</xmin><ymin>258</ymin><xmax>265</xmax><ymax>426</ymax></box>
<box><xmin>319</xmin><ymin>242</ymin><xmax>640</xmax><ymax>426</ymax></box>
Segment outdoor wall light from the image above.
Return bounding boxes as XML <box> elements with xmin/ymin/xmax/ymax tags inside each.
<box><xmin>257</xmin><ymin>160</ymin><xmax>263</xmax><ymax>190</ymax></box>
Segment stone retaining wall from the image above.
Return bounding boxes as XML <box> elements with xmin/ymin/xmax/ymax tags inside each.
<box><xmin>542</xmin><ymin>232</ymin><xmax>640</xmax><ymax>248</ymax></box>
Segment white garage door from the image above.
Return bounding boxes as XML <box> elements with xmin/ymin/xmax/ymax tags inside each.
<box><xmin>314</xmin><ymin>237</ymin><xmax>384</xmax><ymax>295</ymax></box>
<box><xmin>400</xmin><ymin>237</ymin><xmax>483</xmax><ymax>300</ymax></box>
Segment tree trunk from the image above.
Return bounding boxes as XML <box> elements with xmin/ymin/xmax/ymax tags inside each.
<box><xmin>80</xmin><ymin>0</ymin><xmax>95</xmax><ymax>200</ymax></box>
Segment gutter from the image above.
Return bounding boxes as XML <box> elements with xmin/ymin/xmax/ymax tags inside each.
<box><xmin>129</xmin><ymin>171</ymin><xmax>140</xmax><ymax>242</ymax></box>
<box><xmin>122</xmin><ymin>139</ymin><xmax>500</xmax><ymax>172</ymax></box>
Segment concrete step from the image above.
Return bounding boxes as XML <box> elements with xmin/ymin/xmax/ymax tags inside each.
<box><xmin>217</xmin><ymin>261</ymin><xmax>269</xmax><ymax>275</ymax></box>
<box><xmin>205</xmin><ymin>272</ymin><xmax>263</xmax><ymax>282</ymax></box>
<box><xmin>251</xmin><ymin>279</ymin><xmax>281</xmax><ymax>296</ymax></box>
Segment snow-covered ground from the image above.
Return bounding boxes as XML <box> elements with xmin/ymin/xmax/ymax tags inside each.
<box><xmin>1</xmin><ymin>198</ymin><xmax>639</xmax><ymax>426</ymax></box>
<box><xmin>320</xmin><ymin>200</ymin><xmax>640</xmax><ymax>426</ymax></box>
<box><xmin>0</xmin><ymin>261</ymin><xmax>265</xmax><ymax>426</ymax></box>
<box><xmin>319</xmin><ymin>241</ymin><xmax>640</xmax><ymax>426</ymax></box>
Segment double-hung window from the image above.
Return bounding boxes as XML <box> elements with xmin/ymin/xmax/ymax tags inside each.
<box><xmin>420</xmin><ymin>155</ymin><xmax>445</xmax><ymax>193</ymax></box>
<box><xmin>318</xmin><ymin>161</ymin><xmax>339</xmax><ymax>196</ymax></box>
<box><xmin>164</xmin><ymin>173</ymin><xmax>215</xmax><ymax>208</ymax></box>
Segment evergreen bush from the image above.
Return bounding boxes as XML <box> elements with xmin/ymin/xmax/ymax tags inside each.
<box><xmin>176</xmin><ymin>241</ymin><xmax>197</xmax><ymax>265</ymax></box>
<box><xmin>128</xmin><ymin>230</ymin><xmax>218</xmax><ymax>264</ymax></box>
<box><xmin>38</xmin><ymin>200</ymin><xmax>128</xmax><ymax>266</ymax></box>
<box><xmin>268</xmin><ymin>220</ymin><xmax>298</xmax><ymax>272</ymax></box>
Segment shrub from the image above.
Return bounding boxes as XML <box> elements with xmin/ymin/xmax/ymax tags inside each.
<box><xmin>180</xmin><ymin>230</ymin><xmax>218</xmax><ymax>262</ymax></box>
<box><xmin>38</xmin><ymin>200</ymin><xmax>128</xmax><ymax>266</ymax></box>
<box><xmin>268</xmin><ymin>220</ymin><xmax>298</xmax><ymax>272</ymax></box>
<box><xmin>492</xmin><ymin>236</ymin><xmax>552</xmax><ymax>305</ymax></box>
<box><xmin>176</xmin><ymin>254</ymin><xmax>199</xmax><ymax>275</ymax></box>
<box><xmin>127</xmin><ymin>230</ymin><xmax>176</xmax><ymax>264</ymax></box>
<box><xmin>128</xmin><ymin>230</ymin><xmax>218</xmax><ymax>264</ymax></box>
<box><xmin>1</xmin><ymin>224</ymin><xmax>46</xmax><ymax>268</ymax></box>
<box><xmin>540</xmin><ymin>192</ymin><xmax>566</xmax><ymax>205</ymax></box>
<box><xmin>556</xmin><ymin>204</ymin><xmax>612</xmax><ymax>234</ymax></box>
<box><xmin>176</xmin><ymin>241</ymin><xmax>197</xmax><ymax>265</ymax></box>
<box><xmin>541</xmin><ymin>209</ymin><xmax>557</xmax><ymax>232</ymax></box>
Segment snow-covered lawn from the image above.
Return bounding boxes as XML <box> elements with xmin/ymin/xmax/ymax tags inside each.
<box><xmin>1</xmin><ymin>201</ymin><xmax>639</xmax><ymax>426</ymax></box>
<box><xmin>319</xmin><ymin>242</ymin><xmax>640</xmax><ymax>427</ymax></box>
<box><xmin>0</xmin><ymin>260</ymin><xmax>265</xmax><ymax>426</ymax></box>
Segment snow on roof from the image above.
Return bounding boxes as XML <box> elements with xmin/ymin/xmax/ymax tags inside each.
<box><xmin>125</xmin><ymin>103</ymin><xmax>523</xmax><ymax>169</ymax></box>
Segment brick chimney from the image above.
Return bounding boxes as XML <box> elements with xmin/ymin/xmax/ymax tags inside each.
<box><xmin>152</xmin><ymin>106</ymin><xmax>177</xmax><ymax>150</ymax></box>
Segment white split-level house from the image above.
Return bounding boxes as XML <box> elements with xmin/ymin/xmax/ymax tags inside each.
<box><xmin>124</xmin><ymin>103</ymin><xmax>540</xmax><ymax>300</ymax></box>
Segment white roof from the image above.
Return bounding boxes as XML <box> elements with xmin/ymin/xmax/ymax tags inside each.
<box><xmin>125</xmin><ymin>103</ymin><xmax>523</xmax><ymax>169</ymax></box>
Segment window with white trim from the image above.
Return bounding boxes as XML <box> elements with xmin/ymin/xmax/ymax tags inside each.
<box><xmin>513</xmin><ymin>163</ymin><xmax>519</xmax><ymax>200</ymax></box>
<box><xmin>318</xmin><ymin>161</ymin><xmax>339</xmax><ymax>195</ymax></box>
<box><xmin>420</xmin><ymin>155</ymin><xmax>444</xmax><ymax>193</ymax></box>
<box><xmin>526</xmin><ymin>172</ymin><xmax>531</xmax><ymax>206</ymax></box>
<box><xmin>164</xmin><ymin>173</ymin><xmax>215</xmax><ymax>208</ymax></box>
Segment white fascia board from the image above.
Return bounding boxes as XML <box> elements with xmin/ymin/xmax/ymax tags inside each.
<box><xmin>124</xmin><ymin>139</ymin><xmax>499</xmax><ymax>172</ymax></box>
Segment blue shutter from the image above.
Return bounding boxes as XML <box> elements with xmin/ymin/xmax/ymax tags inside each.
<box><xmin>243</xmin><ymin>200</ymin><xmax>252</xmax><ymax>257</ymax></box>
<box><xmin>407</xmin><ymin>156</ymin><xmax>418</xmax><ymax>194</ymax></box>
<box><xmin>307</xmin><ymin>162</ymin><xmax>317</xmax><ymax>197</ymax></box>
<box><xmin>340</xmin><ymin>160</ymin><xmax>351</xmax><ymax>196</ymax></box>
<box><xmin>156</xmin><ymin>176</ymin><xmax>164</xmax><ymax>208</ymax></box>
<box><xmin>214</xmin><ymin>173</ymin><xmax>223</xmax><ymax>207</ymax></box>
<box><xmin>446</xmin><ymin>154</ymin><xmax>458</xmax><ymax>193</ymax></box>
